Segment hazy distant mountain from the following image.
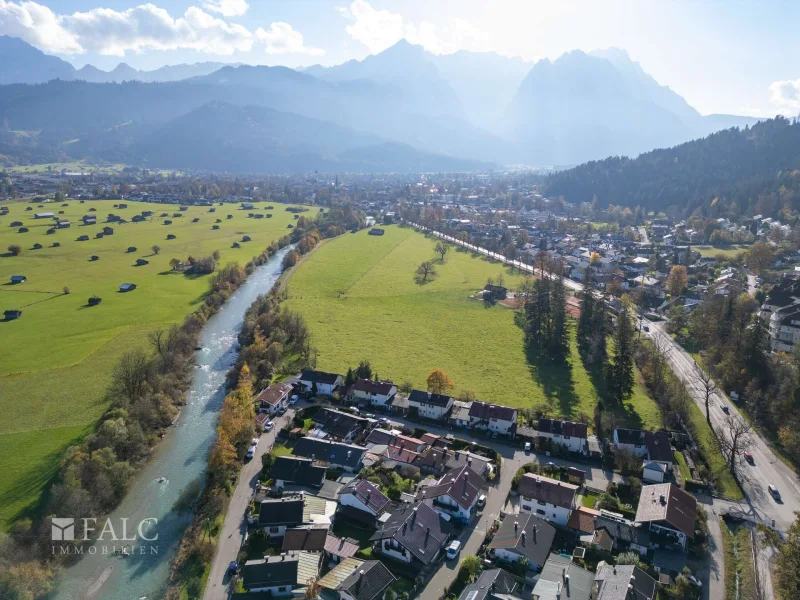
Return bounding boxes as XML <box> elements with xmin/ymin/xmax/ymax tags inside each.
<box><xmin>0</xmin><ymin>35</ymin><xmax>75</xmax><ymax>84</ymax></box>
<box><xmin>504</xmin><ymin>49</ymin><xmax>762</xmax><ymax>165</ymax></box>
<box><xmin>76</xmin><ymin>61</ymin><xmax>233</xmax><ymax>83</ymax></box>
<box><xmin>305</xmin><ymin>40</ymin><xmax>465</xmax><ymax>120</ymax></box>
<box><xmin>138</xmin><ymin>102</ymin><xmax>492</xmax><ymax>173</ymax></box>
<box><xmin>429</xmin><ymin>51</ymin><xmax>532</xmax><ymax>131</ymax></box>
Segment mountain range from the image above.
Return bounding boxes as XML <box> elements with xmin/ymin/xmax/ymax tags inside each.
<box><xmin>0</xmin><ymin>34</ymin><xmax>763</xmax><ymax>173</ymax></box>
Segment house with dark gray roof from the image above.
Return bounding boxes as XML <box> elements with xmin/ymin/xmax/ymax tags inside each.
<box><xmin>299</xmin><ymin>370</ymin><xmax>343</xmax><ymax>396</ymax></box>
<box><xmin>488</xmin><ymin>513</ymin><xmax>555</xmax><ymax>571</ymax></box>
<box><xmin>271</xmin><ymin>456</ymin><xmax>327</xmax><ymax>489</ymax></box>
<box><xmin>457</xmin><ymin>569</ymin><xmax>521</xmax><ymax>600</ymax></box>
<box><xmin>408</xmin><ymin>390</ymin><xmax>454</xmax><ymax>420</ymax></box>
<box><xmin>592</xmin><ymin>514</ymin><xmax>650</xmax><ymax>556</ymax></box>
<box><xmin>532</xmin><ymin>553</ymin><xmax>595</xmax><ymax>600</ymax></box>
<box><xmin>292</xmin><ymin>438</ymin><xmax>366</xmax><ymax>472</ymax></box>
<box><xmin>242</xmin><ymin>551</ymin><xmax>321</xmax><ymax>595</ymax></box>
<box><xmin>518</xmin><ymin>473</ymin><xmax>578</xmax><ymax>527</ymax></box>
<box><xmin>258</xmin><ymin>497</ymin><xmax>305</xmax><ymax>537</ymax></box>
<box><xmin>336</xmin><ymin>560</ymin><xmax>395</xmax><ymax>600</ymax></box>
<box><xmin>417</xmin><ymin>464</ymin><xmax>485</xmax><ymax>523</ymax></box>
<box><xmin>370</xmin><ymin>502</ymin><xmax>452</xmax><ymax>566</ymax></box>
<box><xmin>613</xmin><ymin>429</ymin><xmax>674</xmax><ymax>474</ymax></box>
<box><xmin>338</xmin><ymin>479</ymin><xmax>392</xmax><ymax>522</ymax></box>
<box><xmin>468</xmin><ymin>401</ymin><xmax>518</xmax><ymax>436</ymax></box>
<box><xmin>537</xmin><ymin>418</ymin><xmax>588</xmax><ymax>453</ymax></box>
<box><xmin>413</xmin><ymin>447</ymin><xmax>493</xmax><ymax>478</ymax></box>
<box><xmin>593</xmin><ymin>563</ymin><xmax>657</xmax><ymax>600</ymax></box>
<box><xmin>313</xmin><ymin>407</ymin><xmax>371</xmax><ymax>442</ymax></box>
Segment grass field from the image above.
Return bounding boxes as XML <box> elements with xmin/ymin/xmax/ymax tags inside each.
<box><xmin>695</xmin><ymin>245</ymin><xmax>750</xmax><ymax>259</ymax></box>
<box><xmin>284</xmin><ymin>225</ymin><xmax>661</xmax><ymax>429</ymax></box>
<box><xmin>687</xmin><ymin>402</ymin><xmax>743</xmax><ymax>500</ymax></box>
<box><xmin>0</xmin><ymin>198</ymin><xmax>310</xmax><ymax>528</ymax></box>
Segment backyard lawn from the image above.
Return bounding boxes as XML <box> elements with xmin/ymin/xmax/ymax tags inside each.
<box><xmin>0</xmin><ymin>199</ymin><xmax>310</xmax><ymax>528</ymax></box>
<box><xmin>285</xmin><ymin>225</ymin><xmax>662</xmax><ymax>429</ymax></box>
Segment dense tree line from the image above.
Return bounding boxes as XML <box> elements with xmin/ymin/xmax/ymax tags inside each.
<box><xmin>544</xmin><ymin>116</ymin><xmax>800</xmax><ymax>219</ymax></box>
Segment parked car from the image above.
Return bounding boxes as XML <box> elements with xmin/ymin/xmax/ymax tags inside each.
<box><xmin>446</xmin><ymin>540</ymin><xmax>462</xmax><ymax>560</ymax></box>
<box><xmin>768</xmin><ymin>484</ymin><xmax>781</xmax><ymax>500</ymax></box>
<box><xmin>744</xmin><ymin>451</ymin><xmax>754</xmax><ymax>465</ymax></box>
<box><xmin>289</xmin><ymin>394</ymin><xmax>299</xmax><ymax>405</ymax></box>
<box><xmin>251</xmin><ymin>437</ymin><xmax>259</xmax><ymax>447</ymax></box>
<box><xmin>524</xmin><ymin>442</ymin><xmax>531</xmax><ymax>452</ymax></box>
<box><xmin>278</xmin><ymin>406</ymin><xmax>287</xmax><ymax>416</ymax></box>
<box><xmin>246</xmin><ymin>445</ymin><xmax>256</xmax><ymax>459</ymax></box>
<box><xmin>476</xmin><ymin>494</ymin><xmax>487</xmax><ymax>509</ymax></box>
<box><xmin>265</xmin><ymin>421</ymin><xmax>274</xmax><ymax>432</ymax></box>
<box><xmin>227</xmin><ymin>561</ymin><xmax>240</xmax><ymax>575</ymax></box>
<box><xmin>643</xmin><ymin>325</ymin><xmax>650</xmax><ymax>332</ymax></box>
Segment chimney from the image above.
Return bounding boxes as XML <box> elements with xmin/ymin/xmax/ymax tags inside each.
<box><xmin>425</xmin><ymin>527</ymin><xmax>430</xmax><ymax>543</ymax></box>
<box><xmin>659</xmin><ymin>494</ymin><xmax>666</xmax><ymax>505</ymax></box>
<box><xmin>514</xmin><ymin>521</ymin><xmax>518</xmax><ymax>532</ymax></box>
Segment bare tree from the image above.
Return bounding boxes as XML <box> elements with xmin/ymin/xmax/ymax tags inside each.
<box><xmin>112</xmin><ymin>349</ymin><xmax>151</xmax><ymax>402</ymax></box>
<box><xmin>534</xmin><ymin>250</ymin><xmax>551</xmax><ymax>278</ymax></box>
<box><xmin>650</xmin><ymin>332</ymin><xmax>673</xmax><ymax>392</ymax></box>
<box><xmin>715</xmin><ymin>413</ymin><xmax>754</xmax><ymax>477</ymax></box>
<box><xmin>149</xmin><ymin>328</ymin><xmax>167</xmax><ymax>358</ymax></box>
<box><xmin>416</xmin><ymin>260</ymin><xmax>436</xmax><ymax>282</ymax></box>
<box><xmin>434</xmin><ymin>241</ymin><xmax>449</xmax><ymax>262</ymax></box>
<box><xmin>696</xmin><ymin>362</ymin><xmax>718</xmax><ymax>425</ymax></box>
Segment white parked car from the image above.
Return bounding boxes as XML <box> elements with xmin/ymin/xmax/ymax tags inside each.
<box><xmin>289</xmin><ymin>395</ymin><xmax>298</xmax><ymax>405</ymax></box>
<box><xmin>246</xmin><ymin>445</ymin><xmax>256</xmax><ymax>459</ymax></box>
<box><xmin>524</xmin><ymin>442</ymin><xmax>531</xmax><ymax>452</ymax></box>
<box><xmin>265</xmin><ymin>421</ymin><xmax>274</xmax><ymax>432</ymax></box>
<box><xmin>251</xmin><ymin>437</ymin><xmax>259</xmax><ymax>447</ymax></box>
<box><xmin>446</xmin><ymin>540</ymin><xmax>462</xmax><ymax>560</ymax></box>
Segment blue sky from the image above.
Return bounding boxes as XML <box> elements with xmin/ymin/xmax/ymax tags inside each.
<box><xmin>2</xmin><ymin>0</ymin><xmax>799</xmax><ymax>118</ymax></box>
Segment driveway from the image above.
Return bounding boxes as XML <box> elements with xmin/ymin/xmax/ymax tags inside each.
<box><xmin>203</xmin><ymin>407</ymin><xmax>296</xmax><ymax>600</ymax></box>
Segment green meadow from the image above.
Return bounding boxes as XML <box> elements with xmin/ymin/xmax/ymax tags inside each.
<box><xmin>285</xmin><ymin>225</ymin><xmax>661</xmax><ymax>430</ymax></box>
<box><xmin>0</xmin><ymin>199</ymin><xmax>308</xmax><ymax>528</ymax></box>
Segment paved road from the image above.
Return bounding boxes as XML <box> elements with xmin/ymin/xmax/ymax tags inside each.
<box><xmin>747</xmin><ymin>273</ymin><xmax>758</xmax><ymax>297</ymax></box>
<box><xmin>638</xmin><ymin>226</ymin><xmax>650</xmax><ymax>245</ymax></box>
<box><xmin>203</xmin><ymin>408</ymin><xmax>296</xmax><ymax>600</ymax></box>
<box><xmin>703</xmin><ymin>501</ymin><xmax>726</xmax><ymax>600</ymax></box>
<box><xmin>644</xmin><ymin>320</ymin><xmax>800</xmax><ymax>532</ymax></box>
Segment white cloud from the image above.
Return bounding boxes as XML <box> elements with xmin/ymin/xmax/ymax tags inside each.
<box><xmin>0</xmin><ymin>0</ymin><xmax>82</xmax><ymax>54</ymax></box>
<box><xmin>203</xmin><ymin>0</ymin><xmax>248</xmax><ymax>18</ymax></box>
<box><xmin>769</xmin><ymin>78</ymin><xmax>800</xmax><ymax>112</ymax></box>
<box><xmin>255</xmin><ymin>22</ymin><xmax>323</xmax><ymax>56</ymax></box>
<box><xmin>336</xmin><ymin>0</ymin><xmax>489</xmax><ymax>56</ymax></box>
<box><xmin>61</xmin><ymin>4</ymin><xmax>253</xmax><ymax>56</ymax></box>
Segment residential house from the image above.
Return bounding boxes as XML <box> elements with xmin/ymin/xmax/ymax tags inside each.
<box><xmin>457</xmin><ymin>569</ymin><xmax>521</xmax><ymax>600</ymax></box>
<box><xmin>292</xmin><ymin>438</ymin><xmax>366</xmax><ymax>473</ymax></box>
<box><xmin>488</xmin><ymin>513</ymin><xmax>555</xmax><ymax>572</ymax></box>
<box><xmin>324</xmin><ymin>534</ymin><xmax>360</xmax><ymax>564</ymax></box>
<box><xmin>312</xmin><ymin>408</ymin><xmax>371</xmax><ymax>443</ymax></box>
<box><xmin>532</xmin><ymin>553</ymin><xmax>594</xmax><ymax>600</ymax></box>
<box><xmin>634</xmin><ymin>483</ymin><xmax>697</xmax><ymax>551</ymax></box>
<box><xmin>566</xmin><ymin>506</ymin><xmax>599</xmax><ymax>539</ymax></box>
<box><xmin>389</xmin><ymin>394</ymin><xmax>409</xmax><ymax>416</ymax></box>
<box><xmin>591</xmin><ymin>514</ymin><xmax>650</xmax><ymax>556</ymax></box>
<box><xmin>537</xmin><ymin>419</ymin><xmax>588</xmax><ymax>453</ymax></box>
<box><xmin>318</xmin><ymin>558</ymin><xmax>395</xmax><ymax>600</ymax></box>
<box><xmin>338</xmin><ymin>480</ymin><xmax>392</xmax><ymax>523</ymax></box>
<box><xmin>271</xmin><ymin>456</ymin><xmax>327</xmax><ymax>489</ymax></box>
<box><xmin>299</xmin><ymin>370</ymin><xmax>343</xmax><ymax>396</ymax></box>
<box><xmin>258</xmin><ymin>497</ymin><xmax>305</xmax><ymax>537</ymax></box>
<box><xmin>242</xmin><ymin>551</ymin><xmax>320</xmax><ymax>595</ymax></box>
<box><xmin>408</xmin><ymin>390</ymin><xmax>454</xmax><ymax>420</ymax></box>
<box><xmin>256</xmin><ymin>382</ymin><xmax>294</xmax><ymax>415</ymax></box>
<box><xmin>413</xmin><ymin>447</ymin><xmax>493</xmax><ymax>479</ymax></box>
<box><xmin>448</xmin><ymin>401</ymin><xmax>473</xmax><ymax>427</ymax></box>
<box><xmin>281</xmin><ymin>527</ymin><xmax>328</xmax><ymax>553</ymax></box>
<box><xmin>643</xmin><ymin>461</ymin><xmax>667</xmax><ymax>484</ymax></box>
<box><xmin>352</xmin><ymin>379</ymin><xmax>397</xmax><ymax>408</ymax></box>
<box><xmin>383</xmin><ymin>445</ymin><xmax>421</xmax><ymax>470</ymax></box>
<box><xmin>370</xmin><ymin>502</ymin><xmax>452</xmax><ymax>566</ymax></box>
<box><xmin>593</xmin><ymin>563</ymin><xmax>657</xmax><ymax>600</ymax></box>
<box><xmin>518</xmin><ymin>473</ymin><xmax>578</xmax><ymax>527</ymax></box>
<box><xmin>613</xmin><ymin>429</ymin><xmax>674</xmax><ymax>474</ymax></box>
<box><xmin>417</xmin><ymin>465</ymin><xmax>485</xmax><ymax>523</ymax></box>
<box><xmin>469</xmin><ymin>401</ymin><xmax>518</xmax><ymax>436</ymax></box>
<box><xmin>34</xmin><ymin>212</ymin><xmax>55</xmax><ymax>219</ymax></box>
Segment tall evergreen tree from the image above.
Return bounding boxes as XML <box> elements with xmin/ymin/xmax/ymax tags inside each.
<box><xmin>608</xmin><ymin>302</ymin><xmax>635</xmax><ymax>401</ymax></box>
<box><xmin>549</xmin><ymin>268</ymin><xmax>569</xmax><ymax>360</ymax></box>
<box><xmin>577</xmin><ymin>266</ymin><xmax>594</xmax><ymax>355</ymax></box>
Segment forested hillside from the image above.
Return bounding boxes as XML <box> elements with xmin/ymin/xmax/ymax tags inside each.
<box><xmin>544</xmin><ymin>117</ymin><xmax>800</xmax><ymax>218</ymax></box>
